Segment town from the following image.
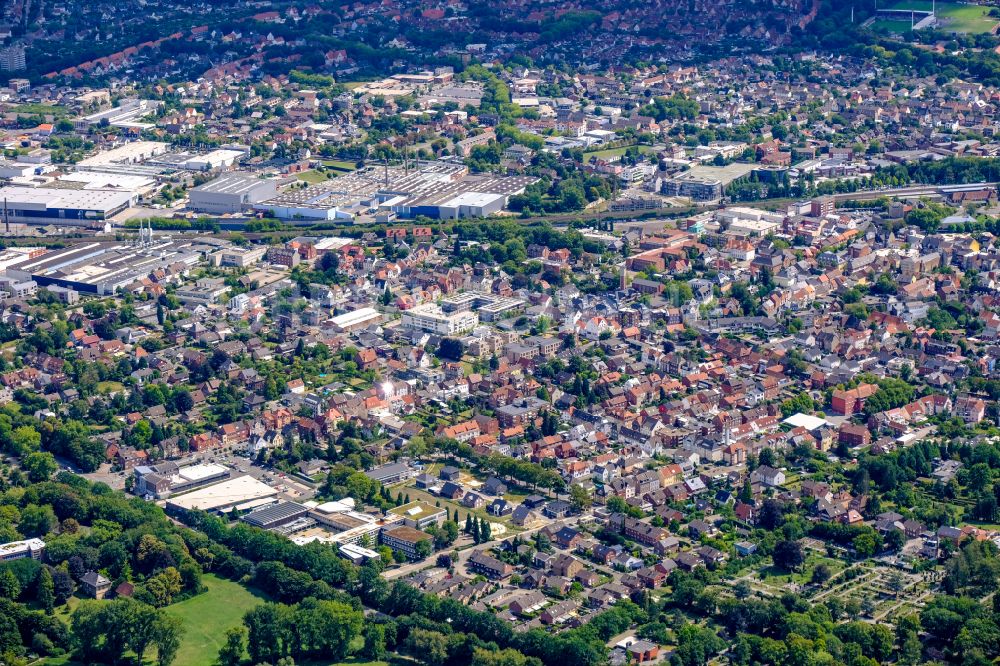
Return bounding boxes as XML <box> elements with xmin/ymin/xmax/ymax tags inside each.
<box><xmin>0</xmin><ymin>1</ymin><xmax>998</xmax><ymax>666</ymax></box>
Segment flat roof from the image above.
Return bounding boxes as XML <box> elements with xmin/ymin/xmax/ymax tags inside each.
<box><xmin>389</xmin><ymin>501</ymin><xmax>443</xmax><ymax>518</ymax></box>
<box><xmin>0</xmin><ymin>538</ymin><xmax>45</xmax><ymax>556</ymax></box>
<box><xmin>242</xmin><ymin>500</ymin><xmax>309</xmax><ymax>527</ymax></box>
<box><xmin>0</xmin><ymin>186</ymin><xmax>133</xmax><ymax>212</ymax></box>
<box><xmin>684</xmin><ymin>162</ymin><xmax>756</xmax><ymax>185</ymax></box>
<box><xmin>329</xmin><ymin>306</ymin><xmax>381</xmax><ymax>327</ymax></box>
<box><xmin>782</xmin><ymin>413</ymin><xmax>828</xmax><ymax>431</ymax></box>
<box><xmin>176</xmin><ymin>463</ymin><xmax>229</xmax><ymax>483</ymax></box>
<box><xmin>191</xmin><ymin>173</ymin><xmax>272</xmax><ymax>196</ymax></box>
<box><xmin>77</xmin><ymin>141</ymin><xmax>169</xmax><ymax>166</ymax></box>
<box><xmin>339</xmin><ymin>543</ymin><xmax>380</xmax><ymax>558</ymax></box>
<box><xmin>166</xmin><ymin>475</ymin><xmax>277</xmax><ymax>512</ymax></box>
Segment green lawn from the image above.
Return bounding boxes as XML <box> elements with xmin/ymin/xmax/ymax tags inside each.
<box><xmin>323</xmin><ymin>160</ymin><xmax>359</xmax><ymax>172</ymax></box>
<box><xmin>298</xmin><ymin>169</ymin><xmax>330</xmax><ymax>184</ymax></box>
<box><xmin>96</xmin><ymin>381</ymin><xmax>125</xmax><ymax>394</ymax></box>
<box><xmin>13</xmin><ymin>103</ymin><xmax>68</xmax><ymax>117</ymax></box>
<box><xmin>761</xmin><ymin>556</ymin><xmax>847</xmax><ymax>585</ymax></box>
<box><xmin>164</xmin><ymin>574</ymin><xmax>268</xmax><ymax>666</ymax></box>
<box><xmin>885</xmin><ymin>1</ymin><xmax>998</xmax><ymax>33</ymax></box>
<box><xmin>43</xmin><ymin>580</ymin><xmax>390</xmax><ymax>666</ymax></box>
<box><xmin>869</xmin><ymin>18</ymin><xmax>916</xmax><ymax>34</ymax></box>
<box><xmin>583</xmin><ymin>145</ymin><xmax>655</xmax><ymax>160</ymax></box>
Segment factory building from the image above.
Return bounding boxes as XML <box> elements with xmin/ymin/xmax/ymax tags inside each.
<box><xmin>189</xmin><ymin>174</ymin><xmax>279</xmax><ymax>214</ymax></box>
<box><xmin>0</xmin><ymin>186</ymin><xmax>133</xmax><ymax>226</ymax></box>
<box><xmin>255</xmin><ymin>161</ymin><xmax>535</xmax><ymax>222</ymax></box>
<box><xmin>8</xmin><ymin>238</ymin><xmax>204</xmax><ymax>295</ymax></box>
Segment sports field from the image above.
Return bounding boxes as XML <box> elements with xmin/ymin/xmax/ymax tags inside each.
<box><xmin>886</xmin><ymin>1</ymin><xmax>998</xmax><ymax>33</ymax></box>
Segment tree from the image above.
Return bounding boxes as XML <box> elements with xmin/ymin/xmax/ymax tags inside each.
<box><xmin>22</xmin><ymin>451</ymin><xmax>57</xmax><ymax>482</ymax></box>
<box><xmin>404</xmin><ymin>629</ymin><xmax>448</xmax><ymax>666</ymax></box>
<box><xmin>361</xmin><ymin>623</ymin><xmax>387</xmax><ymax>661</ymax></box>
<box><xmin>437</xmin><ymin>337</ymin><xmax>463</xmax><ymax>361</ymax></box>
<box><xmin>0</xmin><ymin>569</ymin><xmax>20</xmax><ymax>599</ymax></box>
<box><xmin>899</xmin><ymin>630</ymin><xmax>922</xmax><ymax>665</ymax></box>
<box><xmin>9</xmin><ymin>425</ymin><xmax>41</xmax><ymax>455</ymax></box>
<box><xmin>471</xmin><ymin>647</ymin><xmax>537</xmax><ymax>666</ymax></box>
<box><xmin>673</xmin><ymin>623</ymin><xmax>725</xmax><ymax>666</ymax></box>
<box><xmin>140</xmin><ymin>567</ymin><xmax>182</xmax><ymax>607</ymax></box>
<box><xmin>773</xmin><ymin>540</ymin><xmax>805</xmax><ymax>571</ymax></box>
<box><xmin>71</xmin><ymin>597</ymin><xmax>174</xmax><ymax>666</ymax></box>
<box><xmin>243</xmin><ymin>603</ymin><xmax>293</xmax><ymax>664</ymax></box>
<box><xmin>852</xmin><ymin>531</ymin><xmax>880</xmax><ymax>558</ymax></box>
<box><xmin>414</xmin><ymin>537</ymin><xmax>433</xmax><ymax>560</ymax></box>
<box><xmin>569</xmin><ymin>484</ymin><xmax>593</xmax><ymax>511</ymax></box>
<box><xmin>37</xmin><ymin>567</ymin><xmax>55</xmax><ymax>614</ymax></box>
<box><xmin>153</xmin><ymin>614</ymin><xmax>183</xmax><ymax>666</ymax></box>
<box><xmin>19</xmin><ymin>504</ymin><xmax>57</xmax><ymax>537</ymax></box>
<box><xmin>173</xmin><ymin>390</ymin><xmax>194</xmax><ymax>413</ymax></box>
<box><xmin>292</xmin><ymin>598</ymin><xmax>363</xmax><ymax>661</ymax></box>
<box><xmin>810</xmin><ymin>564</ymin><xmax>832</xmax><ymax>585</ymax></box>
<box><xmin>218</xmin><ymin>627</ymin><xmax>246</xmax><ymax>666</ymax></box>
<box><xmin>885</xmin><ymin>528</ymin><xmax>906</xmax><ymax>552</ymax></box>
<box><xmin>887</xmin><ymin>570</ymin><xmax>906</xmax><ymax>598</ymax></box>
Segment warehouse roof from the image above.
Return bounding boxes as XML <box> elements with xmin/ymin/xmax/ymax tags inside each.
<box><xmin>0</xmin><ymin>186</ymin><xmax>132</xmax><ymax>212</ymax></box>
<box><xmin>166</xmin><ymin>475</ymin><xmax>277</xmax><ymax>512</ymax></box>
<box><xmin>241</xmin><ymin>501</ymin><xmax>309</xmax><ymax>528</ymax></box>
<box><xmin>191</xmin><ymin>173</ymin><xmax>272</xmax><ymax>196</ymax></box>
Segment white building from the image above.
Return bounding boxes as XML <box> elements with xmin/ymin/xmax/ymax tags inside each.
<box><xmin>0</xmin><ymin>538</ymin><xmax>45</xmax><ymax>562</ymax></box>
<box><xmin>401</xmin><ymin>303</ymin><xmax>478</xmax><ymax>335</ymax></box>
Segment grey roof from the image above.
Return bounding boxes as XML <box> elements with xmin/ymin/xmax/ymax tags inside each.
<box><xmin>241</xmin><ymin>501</ymin><xmax>309</xmax><ymax>528</ymax></box>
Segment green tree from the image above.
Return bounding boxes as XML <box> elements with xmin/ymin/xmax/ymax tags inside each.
<box><xmin>0</xmin><ymin>569</ymin><xmax>20</xmax><ymax>599</ymax></box>
<box><xmin>404</xmin><ymin>629</ymin><xmax>448</xmax><ymax>666</ymax></box>
<box><xmin>21</xmin><ymin>451</ymin><xmax>57</xmax><ymax>482</ymax></box>
<box><xmin>37</xmin><ymin>567</ymin><xmax>55</xmax><ymax>614</ymax></box>
<box><xmin>153</xmin><ymin>614</ymin><xmax>183</xmax><ymax>666</ymax></box>
<box><xmin>414</xmin><ymin>538</ymin><xmax>433</xmax><ymax>560</ymax></box>
<box><xmin>19</xmin><ymin>504</ymin><xmax>57</xmax><ymax>537</ymax></box>
<box><xmin>361</xmin><ymin>623</ymin><xmax>387</xmax><ymax>661</ymax></box>
<box><xmin>569</xmin><ymin>484</ymin><xmax>593</xmax><ymax>511</ymax></box>
<box><xmin>217</xmin><ymin>627</ymin><xmax>246</xmax><ymax>666</ymax></box>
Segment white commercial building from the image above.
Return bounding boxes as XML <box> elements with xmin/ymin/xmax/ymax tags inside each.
<box><xmin>165</xmin><ymin>475</ymin><xmax>278</xmax><ymax>513</ymax></box>
<box><xmin>401</xmin><ymin>303</ymin><xmax>478</xmax><ymax>335</ymax></box>
<box><xmin>0</xmin><ymin>538</ymin><xmax>45</xmax><ymax>562</ymax></box>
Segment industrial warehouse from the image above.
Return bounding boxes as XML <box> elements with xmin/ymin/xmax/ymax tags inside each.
<box><xmin>0</xmin><ymin>186</ymin><xmax>134</xmax><ymax>226</ymax></box>
<box><xmin>248</xmin><ymin>160</ymin><xmax>536</xmax><ymax>222</ymax></box>
<box><xmin>187</xmin><ymin>173</ymin><xmax>280</xmax><ymax>214</ymax></box>
<box><xmin>3</xmin><ymin>232</ymin><xmax>224</xmax><ymax>294</ymax></box>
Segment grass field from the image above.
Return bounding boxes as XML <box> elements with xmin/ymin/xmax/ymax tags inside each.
<box><xmin>42</xmin><ymin>578</ymin><xmax>388</xmax><ymax>666</ymax></box>
<box><xmin>164</xmin><ymin>574</ymin><xmax>268</xmax><ymax>666</ymax></box>
<box><xmin>583</xmin><ymin>145</ymin><xmax>655</xmax><ymax>160</ymax></box>
<box><xmin>298</xmin><ymin>169</ymin><xmax>330</xmax><ymax>184</ymax></box>
<box><xmin>323</xmin><ymin>160</ymin><xmax>359</xmax><ymax>172</ymax></box>
<box><xmin>13</xmin><ymin>103</ymin><xmax>68</xmax><ymax>117</ymax></box>
<box><xmin>870</xmin><ymin>18</ymin><xmax>917</xmax><ymax>34</ymax></box>
<box><xmin>885</xmin><ymin>1</ymin><xmax>998</xmax><ymax>33</ymax></box>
